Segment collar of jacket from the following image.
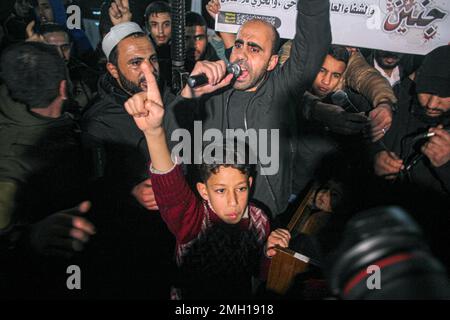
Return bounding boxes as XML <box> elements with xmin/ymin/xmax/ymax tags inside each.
<box><xmin>0</xmin><ymin>85</ymin><xmax>72</xmax><ymax>128</ymax></box>
<box><xmin>223</xmin><ymin>71</ymin><xmax>273</xmax><ymax>121</ymax></box>
<box><xmin>97</xmin><ymin>72</ymin><xmax>130</xmax><ymax>103</ymax></box>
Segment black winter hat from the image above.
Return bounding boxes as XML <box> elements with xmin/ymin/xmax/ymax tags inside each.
<box><xmin>415</xmin><ymin>45</ymin><xmax>450</xmax><ymax>97</ymax></box>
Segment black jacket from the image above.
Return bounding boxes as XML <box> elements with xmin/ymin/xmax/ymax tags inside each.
<box><xmin>0</xmin><ymin>85</ymin><xmax>88</xmax><ymax>228</ymax></box>
<box><xmin>374</xmin><ymin>78</ymin><xmax>450</xmax><ymax>196</ymax></box>
<box><xmin>167</xmin><ymin>0</ymin><xmax>331</xmax><ymax>217</ymax></box>
<box><xmin>80</xmin><ymin>73</ymin><xmax>176</xmax><ymax>299</ymax></box>
<box><xmin>81</xmin><ymin>73</ymin><xmax>150</xmax><ymax>195</ymax></box>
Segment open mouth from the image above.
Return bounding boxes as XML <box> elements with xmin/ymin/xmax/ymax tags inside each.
<box><xmin>237</xmin><ymin>69</ymin><xmax>248</xmax><ymax>81</ymax></box>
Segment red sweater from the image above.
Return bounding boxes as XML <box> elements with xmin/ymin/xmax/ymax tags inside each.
<box><xmin>150</xmin><ymin>165</ymin><xmax>271</xmax><ymax>275</ymax></box>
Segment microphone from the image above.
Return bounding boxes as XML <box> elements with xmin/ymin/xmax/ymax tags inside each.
<box><xmin>411</xmin><ymin>127</ymin><xmax>450</xmax><ymax>142</ymax></box>
<box><xmin>187</xmin><ymin>62</ymin><xmax>241</xmax><ymax>88</ymax></box>
<box><xmin>331</xmin><ymin>90</ymin><xmax>360</xmax><ymax>113</ymax></box>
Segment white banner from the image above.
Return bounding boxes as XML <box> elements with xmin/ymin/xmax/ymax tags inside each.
<box><xmin>215</xmin><ymin>0</ymin><xmax>450</xmax><ymax>55</ymax></box>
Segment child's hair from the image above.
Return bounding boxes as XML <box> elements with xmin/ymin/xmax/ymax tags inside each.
<box><xmin>196</xmin><ymin>139</ymin><xmax>256</xmax><ymax>183</ymax></box>
<box><xmin>315</xmin><ymin>179</ymin><xmax>345</xmax><ymax>212</ymax></box>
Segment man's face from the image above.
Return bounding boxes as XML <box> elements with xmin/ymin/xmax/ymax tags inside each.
<box><xmin>229</xmin><ymin>21</ymin><xmax>278</xmax><ymax>92</ymax></box>
<box><xmin>113</xmin><ymin>36</ymin><xmax>159</xmax><ymax>95</ymax></box>
<box><xmin>374</xmin><ymin>50</ymin><xmax>403</xmax><ymax>70</ymax></box>
<box><xmin>312</xmin><ymin>54</ymin><xmax>347</xmax><ymax>98</ymax></box>
<box><xmin>186</xmin><ymin>25</ymin><xmax>207</xmax><ymax>62</ymax></box>
<box><xmin>43</xmin><ymin>31</ymin><xmax>71</xmax><ymax>62</ymax></box>
<box><xmin>197</xmin><ymin>166</ymin><xmax>252</xmax><ymax>224</ymax></box>
<box><xmin>148</xmin><ymin>13</ymin><xmax>171</xmax><ymax>46</ymax></box>
<box><xmin>418</xmin><ymin>93</ymin><xmax>450</xmax><ymax>118</ymax></box>
<box><xmin>36</xmin><ymin>0</ymin><xmax>54</xmax><ymax>23</ymax></box>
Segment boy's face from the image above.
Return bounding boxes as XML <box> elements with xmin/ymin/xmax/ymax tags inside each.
<box><xmin>197</xmin><ymin>166</ymin><xmax>252</xmax><ymax>224</ymax></box>
<box><xmin>312</xmin><ymin>54</ymin><xmax>346</xmax><ymax>98</ymax></box>
<box><xmin>148</xmin><ymin>12</ymin><xmax>171</xmax><ymax>47</ymax></box>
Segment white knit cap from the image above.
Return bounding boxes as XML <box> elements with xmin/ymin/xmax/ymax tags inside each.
<box><xmin>102</xmin><ymin>22</ymin><xmax>144</xmax><ymax>59</ymax></box>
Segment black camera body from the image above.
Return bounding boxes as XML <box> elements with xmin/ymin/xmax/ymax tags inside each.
<box><xmin>327</xmin><ymin>206</ymin><xmax>450</xmax><ymax>299</ymax></box>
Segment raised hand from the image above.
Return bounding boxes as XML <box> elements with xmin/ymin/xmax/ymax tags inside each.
<box><xmin>206</xmin><ymin>0</ymin><xmax>221</xmax><ymax>20</ymax></box>
<box><xmin>124</xmin><ymin>61</ymin><xmax>164</xmax><ymax>134</ymax></box>
<box><xmin>25</xmin><ymin>21</ymin><xmax>45</xmax><ymax>43</ymax></box>
<box><xmin>109</xmin><ymin>0</ymin><xmax>132</xmax><ymax>26</ymax></box>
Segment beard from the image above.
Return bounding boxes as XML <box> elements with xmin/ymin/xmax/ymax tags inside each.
<box><xmin>118</xmin><ymin>69</ymin><xmax>144</xmax><ymax>95</ymax></box>
<box><xmin>118</xmin><ymin>68</ymin><xmax>161</xmax><ymax>95</ymax></box>
<box><xmin>375</xmin><ymin>51</ymin><xmax>403</xmax><ymax>70</ymax></box>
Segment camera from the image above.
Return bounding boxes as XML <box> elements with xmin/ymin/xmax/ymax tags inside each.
<box><xmin>326</xmin><ymin>206</ymin><xmax>450</xmax><ymax>299</ymax></box>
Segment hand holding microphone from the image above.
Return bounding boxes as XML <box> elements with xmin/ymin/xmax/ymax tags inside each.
<box><xmin>187</xmin><ymin>62</ymin><xmax>241</xmax><ymax>88</ymax></box>
<box><xmin>181</xmin><ymin>60</ymin><xmax>238</xmax><ymax>99</ymax></box>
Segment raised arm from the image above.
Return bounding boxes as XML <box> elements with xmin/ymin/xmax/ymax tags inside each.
<box><xmin>124</xmin><ymin>62</ymin><xmax>205</xmax><ymax>243</ymax></box>
<box><xmin>206</xmin><ymin>0</ymin><xmax>236</xmax><ymax>49</ymax></box>
<box><xmin>277</xmin><ymin>0</ymin><xmax>331</xmax><ymax>96</ymax></box>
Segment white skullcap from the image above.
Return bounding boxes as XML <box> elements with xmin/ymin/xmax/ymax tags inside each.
<box><xmin>102</xmin><ymin>22</ymin><xmax>144</xmax><ymax>59</ymax></box>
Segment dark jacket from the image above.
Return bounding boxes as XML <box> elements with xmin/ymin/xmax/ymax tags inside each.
<box><xmin>80</xmin><ymin>73</ymin><xmax>176</xmax><ymax>299</ymax></box>
<box><xmin>81</xmin><ymin>73</ymin><xmax>150</xmax><ymax>195</ymax></box>
<box><xmin>369</xmin><ymin>78</ymin><xmax>450</xmax><ymax>268</ymax></box>
<box><xmin>81</xmin><ymin>72</ymin><xmax>175</xmax><ymax>194</ymax></box>
<box><xmin>0</xmin><ymin>85</ymin><xmax>87</xmax><ymax>229</ymax></box>
<box><xmin>167</xmin><ymin>0</ymin><xmax>331</xmax><ymax>217</ymax></box>
<box><xmin>373</xmin><ymin>78</ymin><xmax>450</xmax><ymax>196</ymax></box>
<box><xmin>0</xmin><ymin>85</ymin><xmax>89</xmax><ymax>298</ymax></box>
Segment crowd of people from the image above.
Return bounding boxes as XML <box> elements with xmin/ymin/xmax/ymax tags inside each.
<box><xmin>0</xmin><ymin>0</ymin><xmax>449</xmax><ymax>300</ymax></box>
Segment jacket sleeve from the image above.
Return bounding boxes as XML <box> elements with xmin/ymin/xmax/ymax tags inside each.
<box><xmin>432</xmin><ymin>162</ymin><xmax>450</xmax><ymax>195</ymax></box>
<box><xmin>0</xmin><ymin>181</ymin><xmax>17</xmax><ymax>231</ymax></box>
<box><xmin>163</xmin><ymin>95</ymin><xmax>200</xmax><ymax>151</ymax></box>
<box><xmin>276</xmin><ymin>0</ymin><xmax>331</xmax><ymax>97</ymax></box>
<box><xmin>343</xmin><ymin>52</ymin><xmax>397</xmax><ymax>107</ymax></box>
<box><xmin>150</xmin><ymin>164</ymin><xmax>205</xmax><ymax>244</ymax></box>
<box><xmin>301</xmin><ymin>91</ymin><xmax>321</xmax><ymax>121</ymax></box>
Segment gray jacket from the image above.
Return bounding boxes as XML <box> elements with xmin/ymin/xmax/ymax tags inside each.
<box><xmin>167</xmin><ymin>0</ymin><xmax>331</xmax><ymax>217</ymax></box>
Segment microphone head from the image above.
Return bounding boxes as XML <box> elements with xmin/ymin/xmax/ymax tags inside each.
<box><xmin>331</xmin><ymin>90</ymin><xmax>349</xmax><ymax>106</ymax></box>
<box><xmin>226</xmin><ymin>63</ymin><xmax>241</xmax><ymax>78</ymax></box>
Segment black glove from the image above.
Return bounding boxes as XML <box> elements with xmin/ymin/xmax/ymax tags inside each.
<box><xmin>29</xmin><ymin>201</ymin><xmax>95</xmax><ymax>259</ymax></box>
<box><xmin>311</xmin><ymin>102</ymin><xmax>369</xmax><ymax>135</ymax></box>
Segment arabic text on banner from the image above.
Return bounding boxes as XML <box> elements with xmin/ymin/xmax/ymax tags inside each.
<box><xmin>215</xmin><ymin>0</ymin><xmax>450</xmax><ymax>55</ymax></box>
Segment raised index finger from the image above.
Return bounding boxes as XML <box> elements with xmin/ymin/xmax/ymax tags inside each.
<box><xmin>141</xmin><ymin>61</ymin><xmax>163</xmax><ymax>106</ymax></box>
<box><xmin>26</xmin><ymin>21</ymin><xmax>36</xmax><ymax>38</ymax></box>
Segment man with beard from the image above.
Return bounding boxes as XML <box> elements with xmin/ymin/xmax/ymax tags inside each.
<box><xmin>80</xmin><ymin>22</ymin><xmax>175</xmax><ymax>298</ymax></box>
<box><xmin>370</xmin><ymin>45</ymin><xmax>450</xmax><ymax>269</ymax></box>
<box><xmin>372</xmin><ymin>46</ymin><xmax>450</xmax><ymax>195</ymax></box>
<box><xmin>185</xmin><ymin>11</ymin><xmax>220</xmax><ymax>72</ymax></box>
<box><xmin>34</xmin><ymin>23</ymin><xmax>99</xmax><ymax>112</ymax></box>
<box><xmin>367</xmin><ymin>49</ymin><xmax>422</xmax><ymax>89</ymax></box>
